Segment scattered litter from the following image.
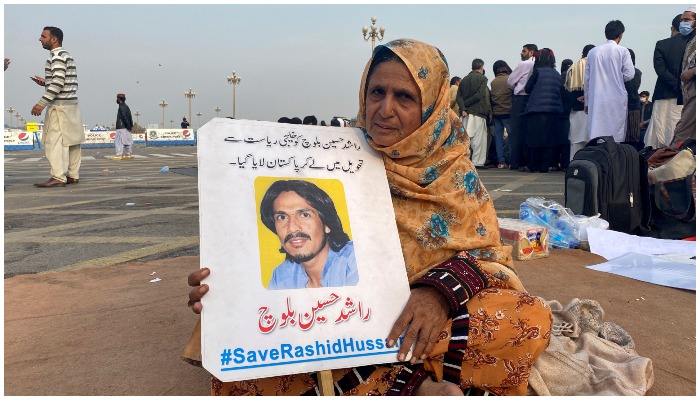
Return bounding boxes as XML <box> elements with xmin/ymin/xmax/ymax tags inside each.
<box><xmin>493</xmin><ymin>189</ymin><xmax>512</xmax><ymax>192</ymax></box>
<box><xmin>150</xmin><ymin>271</ymin><xmax>156</xmax><ymax>276</ymax></box>
<box><xmin>160</xmin><ymin>166</ymin><xmax>169</xmax><ymax>173</ymax></box>
<box><xmin>149</xmin><ymin>278</ymin><xmax>161</xmax><ymax>283</ymax></box>
<box><xmin>640</xmin><ymin>297</ymin><xmax>645</xmax><ymax>300</ymax></box>
<box><xmin>126</xmin><ymin>202</ymin><xmax>136</xmax><ymax>206</ymax></box>
<box><xmin>144</xmin><ymin>201</ymin><xmax>152</xmax><ymax>206</ymax></box>
<box><xmin>635</xmin><ymin>298</ymin><xmax>640</xmax><ymax>301</ymax></box>
<box><xmin>101</xmin><ymin>168</ymin><xmax>110</xmax><ymax>176</ymax></box>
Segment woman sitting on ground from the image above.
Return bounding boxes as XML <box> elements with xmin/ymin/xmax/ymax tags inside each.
<box><xmin>186</xmin><ymin>38</ymin><xmax>552</xmax><ymax>396</ymax></box>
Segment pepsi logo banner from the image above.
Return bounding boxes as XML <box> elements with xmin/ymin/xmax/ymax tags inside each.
<box><xmin>4</xmin><ymin>130</ymin><xmax>36</xmax><ymax>149</ymax></box>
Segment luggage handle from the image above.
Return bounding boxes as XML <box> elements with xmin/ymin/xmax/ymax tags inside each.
<box><xmin>586</xmin><ymin>135</ymin><xmax>617</xmax><ymax>152</ymax></box>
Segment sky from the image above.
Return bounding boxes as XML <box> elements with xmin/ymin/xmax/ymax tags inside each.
<box><xmin>3</xmin><ymin>3</ymin><xmax>689</xmax><ymax>130</ymax></box>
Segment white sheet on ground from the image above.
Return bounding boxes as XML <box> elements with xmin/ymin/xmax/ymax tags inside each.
<box><xmin>587</xmin><ymin>227</ymin><xmax>696</xmax><ymax>260</ymax></box>
<box><xmin>586</xmin><ymin>252</ymin><xmax>696</xmax><ymax>291</ymax></box>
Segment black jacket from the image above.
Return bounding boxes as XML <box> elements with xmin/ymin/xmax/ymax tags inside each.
<box><xmin>651</xmin><ymin>34</ymin><xmax>686</xmax><ymax>100</ymax></box>
<box><xmin>116</xmin><ymin>102</ymin><xmax>133</xmax><ymax>130</ymax></box>
<box><xmin>625</xmin><ymin>68</ymin><xmax>642</xmax><ymax>111</ymax></box>
<box><xmin>524</xmin><ymin>67</ymin><xmax>562</xmax><ymax>114</ymax></box>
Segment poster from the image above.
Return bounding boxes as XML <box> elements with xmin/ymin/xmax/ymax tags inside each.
<box><xmin>197</xmin><ymin>118</ymin><xmax>410</xmax><ymax>382</ymax></box>
<box><xmin>4</xmin><ymin>130</ymin><xmax>35</xmax><ymax>150</ymax></box>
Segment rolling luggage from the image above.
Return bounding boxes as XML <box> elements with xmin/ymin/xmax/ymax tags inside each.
<box><xmin>565</xmin><ymin>136</ymin><xmax>650</xmax><ymax>234</ymax></box>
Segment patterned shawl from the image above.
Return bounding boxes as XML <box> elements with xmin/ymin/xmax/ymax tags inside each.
<box><xmin>355</xmin><ymin>39</ymin><xmax>519</xmax><ymax>286</ymax></box>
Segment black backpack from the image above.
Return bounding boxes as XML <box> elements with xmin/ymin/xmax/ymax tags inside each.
<box><xmin>565</xmin><ymin>136</ymin><xmax>651</xmax><ymax>234</ymax></box>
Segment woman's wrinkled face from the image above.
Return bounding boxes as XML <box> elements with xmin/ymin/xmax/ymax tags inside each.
<box><xmin>365</xmin><ymin>60</ymin><xmax>422</xmax><ymax>147</ymax></box>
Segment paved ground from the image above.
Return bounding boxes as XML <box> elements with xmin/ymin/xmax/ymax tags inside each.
<box><xmin>4</xmin><ymin>144</ymin><xmax>694</xmax><ymax>396</ymax></box>
<box><xmin>3</xmin><ymin>144</ymin><xmax>565</xmax><ymax>277</ymax></box>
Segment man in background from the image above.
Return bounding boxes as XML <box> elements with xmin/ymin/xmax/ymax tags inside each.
<box><xmin>181</xmin><ymin>117</ymin><xmax>190</xmax><ymax>129</ymax></box>
<box><xmin>112</xmin><ymin>93</ymin><xmax>134</xmax><ymax>160</ymax></box>
<box><xmin>507</xmin><ymin>44</ymin><xmax>537</xmax><ymax>171</ymax></box>
<box><xmin>30</xmin><ymin>26</ymin><xmax>84</xmax><ymax>187</ymax></box>
<box><xmin>670</xmin><ymin>6</ymin><xmax>696</xmax><ymax>147</ymax></box>
<box><xmin>645</xmin><ymin>14</ymin><xmax>685</xmax><ymax>148</ymax></box>
<box><xmin>565</xmin><ymin>44</ymin><xmax>596</xmax><ymax>157</ymax></box>
<box><xmin>584</xmin><ymin>20</ymin><xmax>635</xmax><ymax>142</ymax></box>
<box><xmin>457</xmin><ymin>58</ymin><xmax>492</xmax><ymax>168</ymax></box>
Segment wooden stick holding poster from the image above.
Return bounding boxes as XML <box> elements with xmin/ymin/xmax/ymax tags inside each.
<box><xmin>197</xmin><ymin>118</ymin><xmax>410</xmax><ymax>384</ymax></box>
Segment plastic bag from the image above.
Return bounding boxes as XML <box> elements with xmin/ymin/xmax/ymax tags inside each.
<box><xmin>519</xmin><ymin>197</ymin><xmax>581</xmax><ymax>249</ymax></box>
<box><xmin>571</xmin><ymin>214</ymin><xmax>609</xmax><ymax>241</ymax></box>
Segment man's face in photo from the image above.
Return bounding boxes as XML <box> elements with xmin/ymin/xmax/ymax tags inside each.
<box><xmin>272</xmin><ymin>191</ymin><xmax>330</xmax><ymax>263</ymax></box>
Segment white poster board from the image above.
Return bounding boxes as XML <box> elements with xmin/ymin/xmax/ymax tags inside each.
<box><xmin>197</xmin><ymin>118</ymin><xmax>410</xmax><ymax>382</ymax></box>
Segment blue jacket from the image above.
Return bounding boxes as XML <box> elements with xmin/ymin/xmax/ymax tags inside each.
<box><xmin>524</xmin><ymin>67</ymin><xmax>563</xmax><ymax>114</ymax></box>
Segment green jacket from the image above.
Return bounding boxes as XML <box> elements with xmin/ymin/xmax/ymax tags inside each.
<box><xmin>457</xmin><ymin>71</ymin><xmax>492</xmax><ymax>119</ymax></box>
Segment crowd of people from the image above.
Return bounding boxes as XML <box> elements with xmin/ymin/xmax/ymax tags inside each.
<box><xmin>447</xmin><ymin>11</ymin><xmax>696</xmax><ymax>173</ymax></box>
<box><xmin>277</xmin><ymin>115</ymin><xmax>351</xmax><ymax>127</ymax></box>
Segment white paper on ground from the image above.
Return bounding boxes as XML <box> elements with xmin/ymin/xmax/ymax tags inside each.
<box><xmin>587</xmin><ymin>227</ymin><xmax>697</xmax><ymax>260</ymax></box>
<box><xmin>586</xmin><ymin>252</ymin><xmax>696</xmax><ymax>290</ymax></box>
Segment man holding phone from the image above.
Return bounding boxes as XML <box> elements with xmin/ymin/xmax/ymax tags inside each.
<box><xmin>30</xmin><ymin>26</ymin><xmax>85</xmax><ymax>187</ymax></box>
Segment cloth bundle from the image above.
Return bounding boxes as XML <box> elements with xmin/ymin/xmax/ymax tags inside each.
<box><xmin>528</xmin><ymin>298</ymin><xmax>654</xmax><ymax>396</ymax></box>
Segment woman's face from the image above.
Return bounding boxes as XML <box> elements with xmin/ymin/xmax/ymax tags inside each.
<box><xmin>365</xmin><ymin>60</ymin><xmax>422</xmax><ymax>147</ymax></box>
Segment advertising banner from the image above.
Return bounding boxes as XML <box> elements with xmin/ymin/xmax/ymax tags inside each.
<box><xmin>146</xmin><ymin>128</ymin><xmax>196</xmax><ymax>146</ymax></box>
<box><xmin>197</xmin><ymin>118</ymin><xmax>409</xmax><ymax>382</ymax></box>
<box><xmin>4</xmin><ymin>130</ymin><xmax>36</xmax><ymax>150</ymax></box>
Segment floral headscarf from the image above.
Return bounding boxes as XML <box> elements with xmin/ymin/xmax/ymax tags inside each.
<box><xmin>355</xmin><ymin>39</ymin><xmax>518</xmax><ymax>284</ymax></box>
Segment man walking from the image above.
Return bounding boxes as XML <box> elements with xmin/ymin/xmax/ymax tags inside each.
<box><xmin>507</xmin><ymin>44</ymin><xmax>537</xmax><ymax>171</ymax></box>
<box><xmin>30</xmin><ymin>26</ymin><xmax>84</xmax><ymax>187</ymax></box>
<box><xmin>112</xmin><ymin>93</ymin><xmax>134</xmax><ymax>160</ymax></box>
<box><xmin>645</xmin><ymin>14</ymin><xmax>685</xmax><ymax>148</ymax></box>
<box><xmin>457</xmin><ymin>58</ymin><xmax>492</xmax><ymax>168</ymax></box>
<box><xmin>584</xmin><ymin>20</ymin><xmax>635</xmax><ymax>142</ymax></box>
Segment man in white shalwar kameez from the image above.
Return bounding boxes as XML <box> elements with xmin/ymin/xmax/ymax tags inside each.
<box><xmin>584</xmin><ymin>20</ymin><xmax>635</xmax><ymax>142</ymax></box>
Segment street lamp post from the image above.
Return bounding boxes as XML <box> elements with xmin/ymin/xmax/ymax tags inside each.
<box><xmin>134</xmin><ymin>111</ymin><xmax>141</xmax><ymax>128</ymax></box>
<box><xmin>226</xmin><ymin>71</ymin><xmax>242</xmax><ymax>118</ymax></box>
<box><xmin>159</xmin><ymin>99</ymin><xmax>168</xmax><ymax>128</ymax></box>
<box><xmin>214</xmin><ymin>106</ymin><xmax>221</xmax><ymax>117</ymax></box>
<box><xmin>14</xmin><ymin>112</ymin><xmax>21</xmax><ymax>130</ymax></box>
<box><xmin>362</xmin><ymin>16</ymin><xmax>386</xmax><ymax>52</ymax></box>
<box><xmin>184</xmin><ymin>88</ymin><xmax>196</xmax><ymax>129</ymax></box>
<box><xmin>19</xmin><ymin>117</ymin><xmax>25</xmax><ymax>130</ymax></box>
<box><xmin>170</xmin><ymin>118</ymin><xmax>174</xmax><ymax>128</ymax></box>
<box><xmin>7</xmin><ymin>106</ymin><xmax>15</xmax><ymax>129</ymax></box>
<box><xmin>196</xmin><ymin>112</ymin><xmax>202</xmax><ymax>130</ymax></box>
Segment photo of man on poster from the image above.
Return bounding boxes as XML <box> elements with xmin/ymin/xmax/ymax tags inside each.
<box><xmin>259</xmin><ymin>179</ymin><xmax>358</xmax><ymax>289</ymax></box>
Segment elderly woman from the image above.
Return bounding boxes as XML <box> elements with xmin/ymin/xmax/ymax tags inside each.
<box><xmin>186</xmin><ymin>39</ymin><xmax>552</xmax><ymax>396</ymax></box>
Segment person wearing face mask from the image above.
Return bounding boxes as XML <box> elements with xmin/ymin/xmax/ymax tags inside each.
<box><xmin>645</xmin><ymin>14</ymin><xmax>685</xmax><ymax>149</ymax></box>
<box><xmin>639</xmin><ymin>91</ymin><xmax>654</xmax><ymax>145</ymax></box>
<box><xmin>670</xmin><ymin>6</ymin><xmax>696</xmax><ymax>147</ymax></box>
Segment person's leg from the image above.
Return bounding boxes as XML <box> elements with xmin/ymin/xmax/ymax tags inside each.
<box><xmin>113</xmin><ymin>130</ymin><xmax>124</xmax><ymax>158</ymax></box>
<box><xmin>468</xmin><ymin>115</ymin><xmax>487</xmax><ymax>167</ymax></box>
<box><xmin>509</xmin><ymin>97</ymin><xmax>524</xmax><ymax>169</ymax></box>
<box><xmin>123</xmin><ymin>144</ymin><xmax>132</xmax><ymax>159</ymax></box>
<box><xmin>42</xmin><ymin>107</ymin><xmax>67</xmax><ymax>183</ymax></box>
<box><xmin>66</xmin><ymin>144</ymin><xmax>82</xmax><ymax>180</ymax></box>
<box><xmin>494</xmin><ymin>118</ymin><xmax>506</xmax><ymax>166</ymax></box>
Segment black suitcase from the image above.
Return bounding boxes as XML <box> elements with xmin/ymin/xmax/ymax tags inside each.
<box><xmin>565</xmin><ymin>136</ymin><xmax>650</xmax><ymax>234</ymax></box>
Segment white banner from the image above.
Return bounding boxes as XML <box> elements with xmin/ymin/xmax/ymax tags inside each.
<box><xmin>146</xmin><ymin>128</ymin><xmax>195</xmax><ymax>145</ymax></box>
<box><xmin>83</xmin><ymin>130</ymin><xmax>114</xmax><ymax>145</ymax></box>
<box><xmin>197</xmin><ymin>118</ymin><xmax>410</xmax><ymax>382</ymax></box>
<box><xmin>4</xmin><ymin>130</ymin><xmax>35</xmax><ymax>149</ymax></box>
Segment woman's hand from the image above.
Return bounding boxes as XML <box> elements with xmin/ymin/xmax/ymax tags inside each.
<box><xmin>187</xmin><ymin>267</ymin><xmax>210</xmax><ymax>314</ymax></box>
<box><xmin>386</xmin><ymin>286</ymin><xmax>450</xmax><ymax>364</ymax></box>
